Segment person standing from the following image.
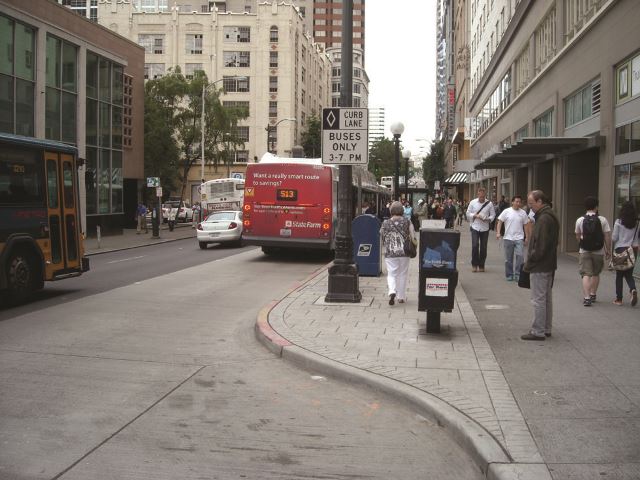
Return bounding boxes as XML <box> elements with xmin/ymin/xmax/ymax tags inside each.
<box><xmin>380</xmin><ymin>201</ymin><xmax>416</xmax><ymax>305</ymax></box>
<box><xmin>466</xmin><ymin>187</ymin><xmax>495</xmax><ymax>272</ymax></box>
<box><xmin>136</xmin><ymin>203</ymin><xmax>148</xmax><ymax>234</ymax></box>
<box><xmin>402</xmin><ymin>199</ymin><xmax>413</xmax><ymax>220</ymax></box>
<box><xmin>496</xmin><ymin>195</ymin><xmax>529</xmax><ymax>281</ymax></box>
<box><xmin>415</xmin><ymin>198</ymin><xmax>428</xmax><ymax>229</ymax></box>
<box><xmin>611</xmin><ymin>201</ymin><xmax>639</xmax><ymax>306</ymax></box>
<box><xmin>521</xmin><ymin>190</ymin><xmax>559</xmax><ymax>341</ymax></box>
<box><xmin>456</xmin><ymin>199</ymin><xmax>465</xmax><ymax>226</ymax></box>
<box><xmin>575</xmin><ymin>196</ymin><xmax>612</xmax><ymax>306</ymax></box>
<box><xmin>442</xmin><ymin>198</ymin><xmax>456</xmax><ymax>229</ymax></box>
<box><xmin>167</xmin><ymin>205</ymin><xmax>176</xmax><ymax>232</ymax></box>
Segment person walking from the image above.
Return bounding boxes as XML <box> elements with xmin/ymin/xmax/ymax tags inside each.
<box><xmin>456</xmin><ymin>199</ymin><xmax>465</xmax><ymax>226</ymax></box>
<box><xmin>136</xmin><ymin>203</ymin><xmax>148</xmax><ymax>234</ymax></box>
<box><xmin>611</xmin><ymin>201</ymin><xmax>639</xmax><ymax>306</ymax></box>
<box><xmin>466</xmin><ymin>187</ymin><xmax>495</xmax><ymax>272</ymax></box>
<box><xmin>521</xmin><ymin>190</ymin><xmax>559</xmax><ymax>341</ymax></box>
<box><xmin>495</xmin><ymin>195</ymin><xmax>529</xmax><ymax>281</ymax></box>
<box><xmin>380</xmin><ymin>201</ymin><xmax>416</xmax><ymax>306</ymax></box>
<box><xmin>442</xmin><ymin>198</ymin><xmax>456</xmax><ymax>229</ymax></box>
<box><xmin>167</xmin><ymin>205</ymin><xmax>177</xmax><ymax>232</ymax></box>
<box><xmin>415</xmin><ymin>198</ymin><xmax>428</xmax><ymax>229</ymax></box>
<box><xmin>575</xmin><ymin>196</ymin><xmax>611</xmax><ymax>306</ymax></box>
<box><xmin>402</xmin><ymin>200</ymin><xmax>413</xmax><ymax>220</ymax></box>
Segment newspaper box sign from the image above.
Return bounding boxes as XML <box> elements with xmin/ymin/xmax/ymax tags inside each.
<box><xmin>322</xmin><ymin>107</ymin><xmax>368</xmax><ymax>165</ymax></box>
<box><xmin>425</xmin><ymin>278</ymin><xmax>449</xmax><ymax>297</ymax></box>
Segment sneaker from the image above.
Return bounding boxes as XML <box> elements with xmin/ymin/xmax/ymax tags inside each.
<box><xmin>589</xmin><ymin>294</ymin><xmax>597</xmax><ymax>303</ymax></box>
<box><xmin>389</xmin><ymin>293</ymin><xmax>396</xmax><ymax>306</ymax></box>
<box><xmin>521</xmin><ymin>333</ymin><xmax>546</xmax><ymax>341</ymax></box>
<box><xmin>631</xmin><ymin>289</ymin><xmax>638</xmax><ymax>307</ymax></box>
<box><xmin>583</xmin><ymin>298</ymin><xmax>592</xmax><ymax>307</ymax></box>
<box><xmin>506</xmin><ymin>276</ymin><xmax>513</xmax><ymax>282</ymax></box>
<box><xmin>398</xmin><ymin>299</ymin><xmax>405</xmax><ymax>304</ymax></box>
<box><xmin>613</xmin><ymin>299</ymin><xmax>623</xmax><ymax>306</ymax></box>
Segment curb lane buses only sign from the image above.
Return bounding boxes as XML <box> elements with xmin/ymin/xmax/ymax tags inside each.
<box><xmin>322</xmin><ymin>107</ymin><xmax>368</xmax><ymax>165</ymax></box>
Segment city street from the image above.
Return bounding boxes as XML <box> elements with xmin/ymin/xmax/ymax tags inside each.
<box><xmin>0</xmin><ymin>241</ymin><xmax>482</xmax><ymax>480</ymax></box>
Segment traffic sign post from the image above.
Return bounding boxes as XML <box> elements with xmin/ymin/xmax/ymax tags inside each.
<box><xmin>321</xmin><ymin>107</ymin><xmax>368</xmax><ymax>165</ymax></box>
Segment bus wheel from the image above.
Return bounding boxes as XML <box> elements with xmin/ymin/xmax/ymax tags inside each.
<box><xmin>6</xmin><ymin>252</ymin><xmax>34</xmax><ymax>304</ymax></box>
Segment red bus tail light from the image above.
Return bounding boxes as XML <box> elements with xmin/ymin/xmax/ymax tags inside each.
<box><xmin>323</xmin><ymin>207</ymin><xmax>331</xmax><ymax>214</ymax></box>
<box><xmin>243</xmin><ymin>219</ymin><xmax>251</xmax><ymax>227</ymax></box>
<box><xmin>322</xmin><ymin>223</ymin><xmax>331</xmax><ymax>231</ymax></box>
<box><xmin>243</xmin><ymin>204</ymin><xmax>251</xmax><ymax>212</ymax></box>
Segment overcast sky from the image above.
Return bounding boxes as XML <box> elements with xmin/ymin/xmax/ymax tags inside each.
<box><xmin>365</xmin><ymin>0</ymin><xmax>437</xmax><ymax>156</ymax></box>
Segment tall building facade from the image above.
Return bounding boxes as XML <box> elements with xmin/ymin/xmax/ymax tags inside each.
<box><xmin>1</xmin><ymin>0</ymin><xmax>145</xmax><ymax>235</ymax></box>
<box><xmin>368</xmin><ymin>106</ymin><xmax>384</xmax><ymax>149</ymax></box>
<box><xmin>459</xmin><ymin>0</ymin><xmax>640</xmax><ymax>255</ymax></box>
<box><xmin>97</xmin><ymin>0</ymin><xmax>331</xmax><ymax>201</ymax></box>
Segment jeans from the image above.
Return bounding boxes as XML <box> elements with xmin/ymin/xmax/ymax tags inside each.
<box><xmin>503</xmin><ymin>239</ymin><xmax>524</xmax><ymax>278</ymax></box>
<box><xmin>530</xmin><ymin>271</ymin><xmax>554</xmax><ymax>336</ymax></box>
<box><xmin>615</xmin><ymin>268</ymin><xmax>637</xmax><ymax>301</ymax></box>
<box><xmin>470</xmin><ymin>229</ymin><xmax>489</xmax><ymax>268</ymax></box>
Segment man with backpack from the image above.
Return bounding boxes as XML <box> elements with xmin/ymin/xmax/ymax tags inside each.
<box><xmin>575</xmin><ymin>196</ymin><xmax>612</xmax><ymax>306</ymax></box>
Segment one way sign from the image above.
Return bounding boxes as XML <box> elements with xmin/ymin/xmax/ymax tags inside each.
<box><xmin>322</xmin><ymin>107</ymin><xmax>368</xmax><ymax>165</ymax></box>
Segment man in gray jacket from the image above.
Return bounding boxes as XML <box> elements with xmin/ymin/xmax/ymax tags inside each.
<box><xmin>521</xmin><ymin>190</ymin><xmax>559</xmax><ymax>341</ymax></box>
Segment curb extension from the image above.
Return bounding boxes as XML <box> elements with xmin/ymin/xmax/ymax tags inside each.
<box><xmin>255</xmin><ymin>268</ymin><xmax>553</xmax><ymax>480</ymax></box>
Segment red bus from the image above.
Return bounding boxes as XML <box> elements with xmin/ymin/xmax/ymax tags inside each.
<box><xmin>242</xmin><ymin>154</ymin><xmax>389</xmax><ymax>254</ymax></box>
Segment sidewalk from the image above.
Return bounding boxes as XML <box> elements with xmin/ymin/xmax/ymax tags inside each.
<box><xmin>84</xmin><ymin>223</ymin><xmax>195</xmax><ymax>256</ymax></box>
<box><xmin>256</xmin><ymin>225</ymin><xmax>640</xmax><ymax>480</ymax></box>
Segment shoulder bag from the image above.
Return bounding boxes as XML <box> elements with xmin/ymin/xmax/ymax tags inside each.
<box><xmin>392</xmin><ymin>221</ymin><xmax>417</xmax><ymax>258</ymax></box>
<box><xmin>611</xmin><ymin>223</ymin><xmax>639</xmax><ymax>271</ymax></box>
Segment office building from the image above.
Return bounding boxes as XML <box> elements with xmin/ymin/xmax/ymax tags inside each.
<box><xmin>368</xmin><ymin>106</ymin><xmax>385</xmax><ymax>149</ymax></box>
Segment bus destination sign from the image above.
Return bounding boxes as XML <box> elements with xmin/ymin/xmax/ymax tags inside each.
<box><xmin>321</xmin><ymin>107</ymin><xmax>368</xmax><ymax>165</ymax></box>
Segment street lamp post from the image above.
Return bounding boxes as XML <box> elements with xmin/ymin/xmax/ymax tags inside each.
<box><xmin>265</xmin><ymin>117</ymin><xmax>296</xmax><ymax>154</ymax></box>
<box><xmin>390</xmin><ymin>122</ymin><xmax>405</xmax><ymax>200</ymax></box>
<box><xmin>402</xmin><ymin>148</ymin><xmax>411</xmax><ymax>200</ymax></box>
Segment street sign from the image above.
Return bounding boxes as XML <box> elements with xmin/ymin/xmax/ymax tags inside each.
<box><xmin>231</xmin><ymin>172</ymin><xmax>244</xmax><ymax>179</ymax></box>
<box><xmin>147</xmin><ymin>177</ymin><xmax>160</xmax><ymax>187</ymax></box>
<box><xmin>321</xmin><ymin>107</ymin><xmax>368</xmax><ymax>165</ymax></box>
<box><xmin>156</xmin><ymin>187</ymin><xmax>163</xmax><ymax>197</ymax></box>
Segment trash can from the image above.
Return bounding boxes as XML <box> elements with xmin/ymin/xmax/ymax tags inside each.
<box><xmin>352</xmin><ymin>214</ymin><xmax>382</xmax><ymax>277</ymax></box>
<box><xmin>418</xmin><ymin>228</ymin><xmax>461</xmax><ymax>333</ymax></box>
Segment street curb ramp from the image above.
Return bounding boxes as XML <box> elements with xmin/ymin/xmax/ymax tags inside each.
<box><xmin>255</xmin><ymin>265</ymin><xmax>552</xmax><ymax>480</ymax></box>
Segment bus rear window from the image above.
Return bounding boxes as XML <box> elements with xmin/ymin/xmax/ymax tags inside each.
<box><xmin>0</xmin><ymin>148</ymin><xmax>44</xmax><ymax>205</ymax></box>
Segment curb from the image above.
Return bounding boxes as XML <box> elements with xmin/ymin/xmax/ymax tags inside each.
<box><xmin>85</xmin><ymin>231</ymin><xmax>196</xmax><ymax>256</ymax></box>
<box><xmin>255</xmin><ymin>267</ymin><xmax>552</xmax><ymax>480</ymax></box>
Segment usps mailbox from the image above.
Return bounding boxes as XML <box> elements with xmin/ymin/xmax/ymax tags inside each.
<box><xmin>418</xmin><ymin>228</ymin><xmax>460</xmax><ymax>333</ymax></box>
<box><xmin>352</xmin><ymin>214</ymin><xmax>382</xmax><ymax>276</ymax></box>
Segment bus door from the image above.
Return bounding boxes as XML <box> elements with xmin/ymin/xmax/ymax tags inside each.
<box><xmin>44</xmin><ymin>152</ymin><xmax>80</xmax><ymax>276</ymax></box>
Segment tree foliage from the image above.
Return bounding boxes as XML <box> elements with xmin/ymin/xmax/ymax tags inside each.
<box><xmin>367</xmin><ymin>138</ymin><xmax>397</xmax><ymax>180</ymax></box>
<box><xmin>301</xmin><ymin>115</ymin><xmax>321</xmax><ymax>158</ymax></box>
<box><xmin>422</xmin><ymin>139</ymin><xmax>446</xmax><ymax>188</ymax></box>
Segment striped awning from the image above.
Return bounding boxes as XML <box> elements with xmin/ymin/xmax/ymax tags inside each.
<box><xmin>442</xmin><ymin>172</ymin><xmax>468</xmax><ymax>186</ymax></box>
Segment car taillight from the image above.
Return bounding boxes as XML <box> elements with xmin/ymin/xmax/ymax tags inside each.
<box><xmin>229</xmin><ymin>222</ymin><xmax>237</xmax><ymax>229</ymax></box>
<box><xmin>197</xmin><ymin>223</ymin><xmax>203</xmax><ymax>230</ymax></box>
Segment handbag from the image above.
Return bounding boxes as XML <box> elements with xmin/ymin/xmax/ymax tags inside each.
<box><xmin>517</xmin><ymin>264</ymin><xmax>530</xmax><ymax>289</ymax></box>
<box><xmin>611</xmin><ymin>246</ymin><xmax>635</xmax><ymax>271</ymax></box>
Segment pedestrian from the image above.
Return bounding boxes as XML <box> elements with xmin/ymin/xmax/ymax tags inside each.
<box><xmin>496</xmin><ymin>195</ymin><xmax>509</xmax><ymax>235</ymax></box>
<box><xmin>167</xmin><ymin>204</ymin><xmax>176</xmax><ymax>232</ymax></box>
<box><xmin>521</xmin><ymin>190</ymin><xmax>560</xmax><ymax>341</ymax></box>
<box><xmin>136</xmin><ymin>202</ymin><xmax>148</xmax><ymax>234</ymax></box>
<box><xmin>611</xmin><ymin>201</ymin><xmax>638</xmax><ymax>306</ymax></box>
<box><xmin>402</xmin><ymin>199</ymin><xmax>413</xmax><ymax>220</ymax></box>
<box><xmin>442</xmin><ymin>198</ymin><xmax>456</xmax><ymax>229</ymax></box>
<box><xmin>415</xmin><ymin>198</ymin><xmax>428</xmax><ymax>229</ymax></box>
<box><xmin>192</xmin><ymin>202</ymin><xmax>201</xmax><ymax>228</ymax></box>
<box><xmin>380</xmin><ymin>201</ymin><xmax>416</xmax><ymax>306</ymax></box>
<box><xmin>575</xmin><ymin>196</ymin><xmax>611</xmax><ymax>306</ymax></box>
<box><xmin>380</xmin><ymin>202</ymin><xmax>391</xmax><ymax>221</ymax></box>
<box><xmin>495</xmin><ymin>195</ymin><xmax>529</xmax><ymax>281</ymax></box>
<box><xmin>466</xmin><ymin>187</ymin><xmax>495</xmax><ymax>272</ymax></box>
<box><xmin>456</xmin><ymin>199</ymin><xmax>465</xmax><ymax>226</ymax></box>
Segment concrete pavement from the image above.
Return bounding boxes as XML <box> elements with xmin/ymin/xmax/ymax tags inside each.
<box><xmin>84</xmin><ymin>223</ymin><xmax>195</xmax><ymax>256</ymax></box>
<box><xmin>257</xmin><ymin>224</ymin><xmax>640</xmax><ymax>480</ymax></box>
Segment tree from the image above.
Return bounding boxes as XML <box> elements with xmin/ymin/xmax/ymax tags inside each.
<box><xmin>423</xmin><ymin>139</ymin><xmax>446</xmax><ymax>189</ymax></box>
<box><xmin>367</xmin><ymin>138</ymin><xmax>397</xmax><ymax>180</ymax></box>
<box><xmin>301</xmin><ymin>114</ymin><xmax>321</xmax><ymax>157</ymax></box>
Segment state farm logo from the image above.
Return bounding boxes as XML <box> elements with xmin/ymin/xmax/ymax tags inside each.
<box><xmin>284</xmin><ymin>220</ymin><xmax>321</xmax><ymax>229</ymax></box>
<box><xmin>285</xmin><ymin>220</ymin><xmax>292</xmax><ymax>227</ymax></box>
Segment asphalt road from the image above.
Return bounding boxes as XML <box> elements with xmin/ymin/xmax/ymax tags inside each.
<box><xmin>0</xmin><ymin>242</ymin><xmax>482</xmax><ymax>480</ymax></box>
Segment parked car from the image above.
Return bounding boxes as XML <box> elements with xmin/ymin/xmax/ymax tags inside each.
<box><xmin>197</xmin><ymin>211</ymin><xmax>243</xmax><ymax>248</ymax></box>
<box><xmin>162</xmin><ymin>200</ymin><xmax>193</xmax><ymax>223</ymax></box>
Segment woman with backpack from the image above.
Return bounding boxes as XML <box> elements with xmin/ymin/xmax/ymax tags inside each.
<box><xmin>380</xmin><ymin>201</ymin><xmax>416</xmax><ymax>306</ymax></box>
<box><xmin>611</xmin><ymin>201</ymin><xmax>639</xmax><ymax>306</ymax></box>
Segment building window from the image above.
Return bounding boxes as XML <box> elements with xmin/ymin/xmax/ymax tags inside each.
<box><xmin>301</xmin><ymin>89</ymin><xmax>305</xmax><ymax>105</ymax></box>
<box><xmin>223</xmin><ymin>76</ymin><xmax>249</xmax><ymax>93</ymax></box>
<box><xmin>269</xmin><ymin>101</ymin><xmax>277</xmax><ymax>118</ymax></box>
<box><xmin>270</xmin><ymin>51</ymin><xmax>278</xmax><ymax>68</ymax></box>
<box><xmin>122</xmin><ymin>74</ymin><xmax>133</xmax><ymax>148</ymax></box>
<box><xmin>222</xmin><ymin>100</ymin><xmax>249</xmax><ymax>115</ymax></box>
<box><xmin>565</xmin><ymin>0</ymin><xmax>604</xmax><ymax>43</ymax></box>
<box><xmin>332</xmin><ymin>97</ymin><xmax>340</xmax><ymax>107</ymax></box>
<box><xmin>353</xmin><ymin>97</ymin><xmax>361</xmax><ymax>107</ymax></box>
<box><xmin>515</xmin><ymin>125</ymin><xmax>529</xmax><ymax>142</ymax></box>
<box><xmin>515</xmin><ymin>46</ymin><xmax>530</xmax><ymax>95</ymax></box>
<box><xmin>233</xmin><ymin>126</ymin><xmax>249</xmax><ymax>142</ymax></box>
<box><xmin>86</xmin><ymin>51</ymin><xmax>124</xmax><ymax>215</ymax></box>
<box><xmin>223</xmin><ymin>51</ymin><xmax>250</xmax><ymax>68</ymax></box>
<box><xmin>353</xmin><ymin>83</ymin><xmax>361</xmax><ymax>94</ymax></box>
<box><xmin>270</xmin><ymin>26</ymin><xmax>278</xmax><ymax>43</ymax></box>
<box><xmin>616</xmin><ymin>53</ymin><xmax>640</xmax><ymax>104</ymax></box>
<box><xmin>269</xmin><ymin>76</ymin><xmax>278</xmax><ymax>93</ymax></box>
<box><xmin>535</xmin><ymin>7</ymin><xmax>556</xmax><ymax>73</ymax></box>
<box><xmin>299</xmin><ymin>6</ymin><xmax>305</xmax><ymax>17</ymax></box>
<box><xmin>184</xmin><ymin>63</ymin><xmax>203</xmax><ymax>79</ymax></box>
<box><xmin>0</xmin><ymin>15</ymin><xmax>35</xmax><ymax>137</ymax></box>
<box><xmin>534</xmin><ymin>109</ymin><xmax>553</xmax><ymax>137</ymax></box>
<box><xmin>138</xmin><ymin>34</ymin><xmax>164</xmax><ymax>54</ymax></box>
<box><xmin>223</xmin><ymin>26</ymin><xmax>250</xmax><ymax>43</ymax></box>
<box><xmin>332</xmin><ymin>82</ymin><xmax>340</xmax><ymax>93</ymax></box>
<box><xmin>231</xmin><ymin>150</ymin><xmax>249</xmax><ymax>163</ymax></box>
<box><xmin>144</xmin><ymin>63</ymin><xmax>165</xmax><ymax>79</ymax></box>
<box><xmin>615</xmin><ymin>120</ymin><xmax>640</xmax><ymax>155</ymax></box>
<box><xmin>332</xmin><ymin>67</ymin><xmax>340</xmax><ymax>77</ymax></box>
<box><xmin>186</xmin><ymin>34</ymin><xmax>203</xmax><ymax>55</ymax></box>
<box><xmin>45</xmin><ymin>35</ymin><xmax>78</xmax><ymax>144</ymax></box>
<box><xmin>301</xmin><ymin>66</ymin><xmax>306</xmax><ymax>83</ymax></box>
<box><xmin>564</xmin><ymin>80</ymin><xmax>599</xmax><ymax>128</ymax></box>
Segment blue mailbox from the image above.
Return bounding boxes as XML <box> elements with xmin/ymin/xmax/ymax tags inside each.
<box><xmin>352</xmin><ymin>214</ymin><xmax>382</xmax><ymax>276</ymax></box>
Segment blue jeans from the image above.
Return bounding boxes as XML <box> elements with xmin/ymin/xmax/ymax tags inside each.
<box><xmin>470</xmin><ymin>228</ymin><xmax>489</xmax><ymax>268</ymax></box>
<box><xmin>615</xmin><ymin>268</ymin><xmax>637</xmax><ymax>301</ymax></box>
<box><xmin>503</xmin><ymin>239</ymin><xmax>524</xmax><ymax>278</ymax></box>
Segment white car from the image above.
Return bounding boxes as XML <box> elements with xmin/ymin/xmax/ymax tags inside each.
<box><xmin>197</xmin><ymin>210</ymin><xmax>243</xmax><ymax>248</ymax></box>
<box><xmin>162</xmin><ymin>200</ymin><xmax>193</xmax><ymax>223</ymax></box>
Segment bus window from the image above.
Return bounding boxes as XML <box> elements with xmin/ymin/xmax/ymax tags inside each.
<box><xmin>46</xmin><ymin>160</ymin><xmax>59</xmax><ymax>208</ymax></box>
<box><xmin>46</xmin><ymin>159</ymin><xmax>62</xmax><ymax>265</ymax></box>
<box><xmin>63</xmin><ymin>161</ymin><xmax>74</xmax><ymax>208</ymax></box>
<box><xmin>0</xmin><ymin>148</ymin><xmax>44</xmax><ymax>205</ymax></box>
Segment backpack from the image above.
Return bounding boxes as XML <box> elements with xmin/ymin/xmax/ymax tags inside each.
<box><xmin>579</xmin><ymin>214</ymin><xmax>604</xmax><ymax>251</ymax></box>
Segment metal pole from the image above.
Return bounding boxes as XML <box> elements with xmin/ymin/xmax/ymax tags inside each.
<box><xmin>394</xmin><ymin>135</ymin><xmax>400</xmax><ymax>200</ymax></box>
<box><xmin>325</xmin><ymin>0</ymin><xmax>361</xmax><ymax>303</ymax></box>
<box><xmin>266</xmin><ymin>125</ymin><xmax>271</xmax><ymax>153</ymax></box>
<box><xmin>201</xmin><ymin>83</ymin><xmax>205</xmax><ymax>184</ymax></box>
<box><xmin>404</xmin><ymin>156</ymin><xmax>409</xmax><ymax>199</ymax></box>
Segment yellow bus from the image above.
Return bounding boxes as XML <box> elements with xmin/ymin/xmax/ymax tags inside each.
<box><xmin>0</xmin><ymin>133</ymin><xmax>89</xmax><ymax>304</ymax></box>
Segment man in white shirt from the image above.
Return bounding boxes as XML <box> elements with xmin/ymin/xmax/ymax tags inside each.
<box><xmin>465</xmin><ymin>187</ymin><xmax>496</xmax><ymax>272</ymax></box>
<box><xmin>575</xmin><ymin>196</ymin><xmax>612</xmax><ymax>306</ymax></box>
<box><xmin>496</xmin><ymin>195</ymin><xmax>529</xmax><ymax>281</ymax></box>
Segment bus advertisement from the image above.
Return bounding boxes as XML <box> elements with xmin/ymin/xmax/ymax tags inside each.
<box><xmin>200</xmin><ymin>178</ymin><xmax>244</xmax><ymax>218</ymax></box>
<box><xmin>242</xmin><ymin>157</ymin><xmax>335</xmax><ymax>252</ymax></box>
